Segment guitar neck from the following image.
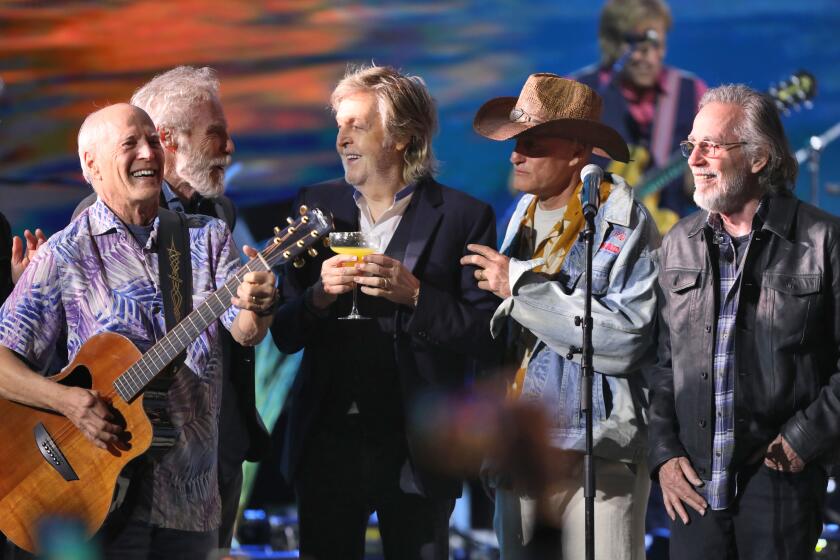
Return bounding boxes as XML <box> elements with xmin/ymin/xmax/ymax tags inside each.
<box><xmin>635</xmin><ymin>151</ymin><xmax>687</xmax><ymax>199</ymax></box>
<box><xmin>112</xmin><ymin>257</ymin><xmax>268</xmax><ymax>402</ymax></box>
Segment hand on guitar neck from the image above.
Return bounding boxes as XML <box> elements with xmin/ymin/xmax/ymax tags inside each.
<box><xmin>0</xmin><ymin>346</ymin><xmax>123</xmax><ymax>449</ymax></box>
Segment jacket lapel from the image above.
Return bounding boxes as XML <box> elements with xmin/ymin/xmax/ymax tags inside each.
<box><xmin>403</xmin><ymin>178</ymin><xmax>443</xmax><ymax>274</ymax></box>
<box><xmin>329</xmin><ymin>180</ymin><xmax>360</xmax><ymax>232</ymax></box>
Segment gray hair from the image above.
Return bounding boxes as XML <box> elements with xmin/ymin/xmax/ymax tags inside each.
<box><xmin>699</xmin><ymin>84</ymin><xmax>798</xmax><ymax>192</ymax></box>
<box><xmin>331</xmin><ymin>64</ymin><xmax>438</xmax><ymax>185</ymax></box>
<box><xmin>599</xmin><ymin>0</ymin><xmax>672</xmax><ymax>66</ymax></box>
<box><xmin>130</xmin><ymin>66</ymin><xmax>220</xmax><ymax>134</ymax></box>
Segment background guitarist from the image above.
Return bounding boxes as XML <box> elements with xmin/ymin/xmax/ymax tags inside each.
<box><xmin>0</xmin><ymin>103</ymin><xmax>275</xmax><ymax>559</ymax></box>
<box><xmin>574</xmin><ymin>0</ymin><xmax>708</xmax><ymax>232</ymax></box>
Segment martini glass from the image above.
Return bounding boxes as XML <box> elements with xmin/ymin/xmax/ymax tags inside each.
<box><xmin>329</xmin><ymin>231</ymin><xmax>380</xmax><ymax>320</ymax></box>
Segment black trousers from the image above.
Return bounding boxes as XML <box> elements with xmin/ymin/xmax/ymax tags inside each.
<box><xmin>100</xmin><ymin>520</ymin><xmax>217</xmax><ymax>560</ymax></box>
<box><xmin>218</xmin><ymin>465</ymin><xmax>243</xmax><ymax>548</ymax></box>
<box><xmin>669</xmin><ymin>463</ymin><xmax>827</xmax><ymax>560</ymax></box>
<box><xmin>295</xmin><ymin>416</ymin><xmax>454</xmax><ymax>560</ymax></box>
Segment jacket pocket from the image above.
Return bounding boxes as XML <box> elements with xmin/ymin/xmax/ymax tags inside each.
<box><xmin>763</xmin><ymin>272</ymin><xmax>820</xmax><ymax>348</ymax></box>
<box><xmin>662</xmin><ymin>268</ymin><xmax>702</xmax><ymax>334</ymax></box>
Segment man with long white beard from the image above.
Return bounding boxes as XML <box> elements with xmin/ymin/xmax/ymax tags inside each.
<box><xmin>74</xmin><ymin>66</ymin><xmax>269</xmax><ymax>549</ymax></box>
<box><xmin>648</xmin><ymin>84</ymin><xmax>840</xmax><ymax>559</ymax></box>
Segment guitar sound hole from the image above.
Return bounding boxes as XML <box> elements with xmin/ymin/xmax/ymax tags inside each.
<box><xmin>59</xmin><ymin>365</ymin><xmax>93</xmax><ymax>390</ymax></box>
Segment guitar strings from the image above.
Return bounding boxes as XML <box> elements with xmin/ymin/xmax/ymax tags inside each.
<box><xmin>49</xmin><ymin>217</ymin><xmax>325</xmax><ymax>447</ymax></box>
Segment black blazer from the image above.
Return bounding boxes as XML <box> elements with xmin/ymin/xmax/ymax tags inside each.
<box><xmin>271</xmin><ymin>177</ymin><xmax>501</xmax><ymax>499</ymax></box>
<box><xmin>74</xmin><ymin>191</ymin><xmax>270</xmax><ymax>470</ymax></box>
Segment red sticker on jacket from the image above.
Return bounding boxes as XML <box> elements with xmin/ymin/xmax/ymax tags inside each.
<box><xmin>600</xmin><ymin>242</ymin><xmax>621</xmax><ymax>254</ymax></box>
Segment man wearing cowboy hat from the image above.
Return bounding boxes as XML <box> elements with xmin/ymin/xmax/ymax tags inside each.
<box><xmin>462</xmin><ymin>73</ymin><xmax>660</xmax><ymax>559</ymax></box>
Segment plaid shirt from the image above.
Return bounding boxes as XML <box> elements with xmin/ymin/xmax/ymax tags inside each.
<box><xmin>704</xmin><ymin>201</ymin><xmax>766</xmax><ymax>510</ymax></box>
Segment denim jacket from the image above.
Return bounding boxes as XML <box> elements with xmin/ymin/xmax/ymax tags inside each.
<box><xmin>491</xmin><ymin>176</ymin><xmax>660</xmax><ymax>463</ymax></box>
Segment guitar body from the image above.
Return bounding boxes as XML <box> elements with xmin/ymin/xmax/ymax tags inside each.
<box><xmin>0</xmin><ymin>332</ymin><xmax>152</xmax><ymax>553</ymax></box>
<box><xmin>607</xmin><ymin>144</ymin><xmax>681</xmax><ymax>234</ymax></box>
<box><xmin>0</xmin><ymin>205</ymin><xmax>333</xmax><ymax>553</ymax></box>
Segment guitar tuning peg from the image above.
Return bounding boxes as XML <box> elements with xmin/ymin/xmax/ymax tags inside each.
<box><xmin>293</xmin><ymin>258</ymin><xmax>305</xmax><ymax>269</ymax></box>
<box><xmin>274</xmin><ymin>226</ymin><xmax>282</xmax><ymax>236</ymax></box>
<box><xmin>299</xmin><ymin>205</ymin><xmax>309</xmax><ymax>216</ymax></box>
<box><xmin>286</xmin><ymin>217</ymin><xmax>295</xmax><ymax>225</ymax></box>
<box><xmin>307</xmin><ymin>247</ymin><xmax>318</xmax><ymax>257</ymax></box>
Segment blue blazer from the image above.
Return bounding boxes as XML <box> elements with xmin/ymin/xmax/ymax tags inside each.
<box><xmin>271</xmin><ymin>177</ymin><xmax>501</xmax><ymax>499</ymax></box>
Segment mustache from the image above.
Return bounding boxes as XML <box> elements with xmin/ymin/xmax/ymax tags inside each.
<box><xmin>209</xmin><ymin>155</ymin><xmax>232</xmax><ymax>169</ymax></box>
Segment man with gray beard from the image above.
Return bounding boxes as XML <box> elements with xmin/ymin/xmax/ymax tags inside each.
<box><xmin>647</xmin><ymin>84</ymin><xmax>839</xmax><ymax>559</ymax></box>
<box><xmin>74</xmin><ymin>66</ymin><xmax>269</xmax><ymax>549</ymax></box>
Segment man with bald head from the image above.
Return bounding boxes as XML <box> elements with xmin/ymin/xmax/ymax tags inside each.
<box><xmin>0</xmin><ymin>103</ymin><xmax>276</xmax><ymax>559</ymax></box>
<box><xmin>74</xmin><ymin>65</ymin><xmax>269</xmax><ymax>549</ymax></box>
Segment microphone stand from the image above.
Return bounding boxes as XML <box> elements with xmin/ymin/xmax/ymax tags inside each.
<box><xmin>567</xmin><ymin>200</ymin><xmax>598</xmax><ymax>560</ymax></box>
<box><xmin>794</xmin><ymin>120</ymin><xmax>840</xmax><ymax>208</ymax></box>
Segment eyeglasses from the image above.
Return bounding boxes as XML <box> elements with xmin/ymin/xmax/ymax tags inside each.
<box><xmin>679</xmin><ymin>140</ymin><xmax>748</xmax><ymax>158</ymax></box>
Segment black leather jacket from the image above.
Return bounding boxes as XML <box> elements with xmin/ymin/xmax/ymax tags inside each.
<box><xmin>648</xmin><ymin>192</ymin><xmax>840</xmax><ymax>480</ymax></box>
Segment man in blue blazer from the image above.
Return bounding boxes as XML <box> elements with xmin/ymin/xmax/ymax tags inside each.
<box><xmin>271</xmin><ymin>64</ymin><xmax>500</xmax><ymax>560</ymax></box>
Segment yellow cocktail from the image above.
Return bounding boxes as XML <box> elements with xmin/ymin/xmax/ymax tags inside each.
<box><xmin>328</xmin><ymin>231</ymin><xmax>380</xmax><ymax>319</ymax></box>
<box><xmin>332</xmin><ymin>246</ymin><xmax>376</xmax><ymax>266</ymax></box>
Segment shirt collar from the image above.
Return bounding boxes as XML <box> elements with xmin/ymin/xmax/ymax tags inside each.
<box><xmin>704</xmin><ymin>195</ymin><xmax>770</xmax><ymax>237</ymax></box>
<box><xmin>88</xmin><ymin>197</ymin><xmax>160</xmax><ymax>248</ymax></box>
<box><xmin>598</xmin><ymin>65</ymin><xmax>669</xmax><ymax>97</ymax></box>
<box><xmin>352</xmin><ymin>181</ymin><xmax>417</xmax><ymax>205</ymax></box>
<box><xmin>161</xmin><ymin>180</ymin><xmax>180</xmax><ymax>208</ymax></box>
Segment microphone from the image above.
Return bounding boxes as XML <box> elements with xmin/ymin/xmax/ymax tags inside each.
<box><xmin>580</xmin><ymin>164</ymin><xmax>604</xmax><ymax>218</ymax></box>
<box><xmin>611</xmin><ymin>28</ymin><xmax>661</xmax><ymax>75</ymax></box>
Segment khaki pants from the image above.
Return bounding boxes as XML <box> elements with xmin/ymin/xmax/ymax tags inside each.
<box><xmin>494</xmin><ymin>457</ymin><xmax>650</xmax><ymax>560</ymax></box>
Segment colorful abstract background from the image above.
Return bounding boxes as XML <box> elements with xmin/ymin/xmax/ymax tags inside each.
<box><xmin>2</xmin><ymin>0</ymin><xmax>839</xmax><ymax>504</ymax></box>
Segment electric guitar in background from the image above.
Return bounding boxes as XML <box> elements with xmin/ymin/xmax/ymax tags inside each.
<box><xmin>0</xmin><ymin>206</ymin><xmax>332</xmax><ymax>553</ymax></box>
<box><xmin>608</xmin><ymin>71</ymin><xmax>817</xmax><ymax>233</ymax></box>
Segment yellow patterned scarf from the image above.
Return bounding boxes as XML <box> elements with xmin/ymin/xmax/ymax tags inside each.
<box><xmin>509</xmin><ymin>179</ymin><xmax>612</xmax><ymax>398</ymax></box>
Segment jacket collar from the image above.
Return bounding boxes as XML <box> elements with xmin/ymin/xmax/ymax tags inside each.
<box><xmin>760</xmin><ymin>191</ymin><xmax>797</xmax><ymax>239</ymax></box>
<box><xmin>685</xmin><ymin>191</ymin><xmax>797</xmax><ymax>239</ymax></box>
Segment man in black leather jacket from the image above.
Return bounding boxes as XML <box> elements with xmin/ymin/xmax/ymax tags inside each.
<box><xmin>648</xmin><ymin>84</ymin><xmax>837</xmax><ymax>559</ymax></box>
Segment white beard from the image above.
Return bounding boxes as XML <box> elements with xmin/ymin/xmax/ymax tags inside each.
<box><xmin>693</xmin><ymin>164</ymin><xmax>753</xmax><ymax>215</ymax></box>
<box><xmin>174</xmin><ymin>146</ymin><xmax>231</xmax><ymax>199</ymax></box>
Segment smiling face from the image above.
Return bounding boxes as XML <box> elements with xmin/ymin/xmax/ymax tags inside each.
<box><xmin>83</xmin><ymin>104</ymin><xmax>164</xmax><ymax>221</ymax></box>
<box><xmin>622</xmin><ymin>19</ymin><xmax>667</xmax><ymax>89</ymax></box>
<box><xmin>688</xmin><ymin>101</ymin><xmax>765</xmax><ymax>214</ymax></box>
<box><xmin>168</xmin><ymin>98</ymin><xmax>234</xmax><ymax>199</ymax></box>
<box><xmin>335</xmin><ymin>91</ymin><xmax>405</xmax><ymax>191</ymax></box>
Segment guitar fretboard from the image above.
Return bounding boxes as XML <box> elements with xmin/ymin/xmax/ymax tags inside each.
<box><xmin>113</xmin><ymin>258</ymin><xmax>268</xmax><ymax>402</ymax></box>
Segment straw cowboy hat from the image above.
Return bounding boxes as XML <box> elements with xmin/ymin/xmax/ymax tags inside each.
<box><xmin>473</xmin><ymin>73</ymin><xmax>630</xmax><ymax>162</ymax></box>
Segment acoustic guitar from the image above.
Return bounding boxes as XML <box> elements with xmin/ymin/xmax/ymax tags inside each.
<box><xmin>0</xmin><ymin>205</ymin><xmax>332</xmax><ymax>552</ymax></box>
<box><xmin>607</xmin><ymin>70</ymin><xmax>817</xmax><ymax>233</ymax></box>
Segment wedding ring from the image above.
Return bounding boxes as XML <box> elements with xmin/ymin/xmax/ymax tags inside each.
<box><xmin>478</xmin><ymin>269</ymin><xmax>485</xmax><ymax>281</ymax></box>
<box><xmin>250</xmin><ymin>295</ymin><xmax>257</xmax><ymax>304</ymax></box>
<box><xmin>383</xmin><ymin>277</ymin><xmax>391</xmax><ymax>290</ymax></box>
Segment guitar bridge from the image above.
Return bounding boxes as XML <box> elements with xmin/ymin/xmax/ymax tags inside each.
<box><xmin>34</xmin><ymin>422</ymin><xmax>79</xmax><ymax>482</ymax></box>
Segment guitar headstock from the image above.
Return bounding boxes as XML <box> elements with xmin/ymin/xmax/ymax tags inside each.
<box><xmin>769</xmin><ymin>70</ymin><xmax>817</xmax><ymax>114</ymax></box>
<box><xmin>260</xmin><ymin>206</ymin><xmax>333</xmax><ymax>270</ymax></box>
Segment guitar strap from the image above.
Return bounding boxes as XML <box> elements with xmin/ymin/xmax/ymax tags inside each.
<box><xmin>107</xmin><ymin>208</ymin><xmax>193</xmax><ymax>518</ymax></box>
<box><xmin>650</xmin><ymin>68</ymin><xmax>682</xmax><ymax>168</ymax></box>
<box><xmin>155</xmin><ymin>208</ymin><xmax>193</xmax><ymax>382</ymax></box>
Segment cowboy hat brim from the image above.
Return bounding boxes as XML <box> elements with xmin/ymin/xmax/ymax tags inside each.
<box><xmin>473</xmin><ymin>96</ymin><xmax>630</xmax><ymax>163</ymax></box>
